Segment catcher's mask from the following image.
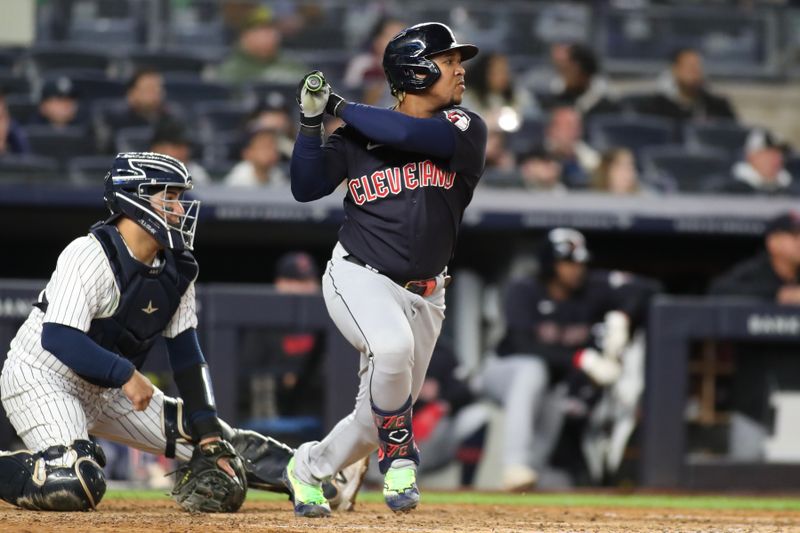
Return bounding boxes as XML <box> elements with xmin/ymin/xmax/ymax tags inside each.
<box><xmin>103</xmin><ymin>152</ymin><xmax>200</xmax><ymax>251</ymax></box>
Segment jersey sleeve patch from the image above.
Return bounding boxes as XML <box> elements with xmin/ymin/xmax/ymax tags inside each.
<box><xmin>443</xmin><ymin>109</ymin><xmax>471</xmax><ymax>131</ymax></box>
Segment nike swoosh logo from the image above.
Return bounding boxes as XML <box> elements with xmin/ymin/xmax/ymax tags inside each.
<box><xmin>366</xmin><ymin>142</ymin><xmax>384</xmax><ymax>151</ymax></box>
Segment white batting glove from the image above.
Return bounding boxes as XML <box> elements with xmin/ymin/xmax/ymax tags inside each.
<box><xmin>296</xmin><ymin>71</ymin><xmax>330</xmax><ymax>119</ymax></box>
<box><xmin>602</xmin><ymin>311</ymin><xmax>630</xmax><ymax>360</ymax></box>
<box><xmin>574</xmin><ymin>348</ymin><xmax>622</xmax><ymax>387</ymax></box>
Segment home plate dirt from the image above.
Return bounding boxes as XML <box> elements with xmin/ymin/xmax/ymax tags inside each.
<box><xmin>1</xmin><ymin>499</ymin><xmax>799</xmax><ymax>532</ymax></box>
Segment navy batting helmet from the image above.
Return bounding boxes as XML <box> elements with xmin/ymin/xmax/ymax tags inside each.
<box><xmin>537</xmin><ymin>228</ymin><xmax>590</xmax><ymax>281</ymax></box>
<box><xmin>103</xmin><ymin>152</ymin><xmax>200</xmax><ymax>251</ymax></box>
<box><xmin>383</xmin><ymin>22</ymin><xmax>478</xmax><ymax>96</ymax></box>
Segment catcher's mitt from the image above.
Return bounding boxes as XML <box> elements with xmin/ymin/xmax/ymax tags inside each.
<box><xmin>171</xmin><ymin>439</ymin><xmax>247</xmax><ymax>513</ymax></box>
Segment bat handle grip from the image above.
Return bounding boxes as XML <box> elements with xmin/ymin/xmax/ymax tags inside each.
<box><xmin>304</xmin><ymin>73</ymin><xmax>325</xmax><ymax>93</ymax></box>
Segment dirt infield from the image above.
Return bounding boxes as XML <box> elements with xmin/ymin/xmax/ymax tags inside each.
<box><xmin>1</xmin><ymin>499</ymin><xmax>799</xmax><ymax>533</ymax></box>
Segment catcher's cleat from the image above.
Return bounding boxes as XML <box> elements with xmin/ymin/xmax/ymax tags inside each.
<box><xmin>325</xmin><ymin>455</ymin><xmax>369</xmax><ymax>512</ymax></box>
<box><xmin>383</xmin><ymin>463</ymin><xmax>419</xmax><ymax>513</ymax></box>
<box><xmin>282</xmin><ymin>457</ymin><xmax>331</xmax><ymax>518</ymax></box>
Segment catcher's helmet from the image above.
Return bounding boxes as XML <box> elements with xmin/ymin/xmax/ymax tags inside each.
<box><xmin>383</xmin><ymin>22</ymin><xmax>478</xmax><ymax>96</ymax></box>
<box><xmin>103</xmin><ymin>152</ymin><xmax>200</xmax><ymax>251</ymax></box>
<box><xmin>537</xmin><ymin>227</ymin><xmax>590</xmax><ymax>281</ymax></box>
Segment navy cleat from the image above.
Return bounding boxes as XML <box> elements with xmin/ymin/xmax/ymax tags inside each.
<box><xmin>383</xmin><ymin>464</ymin><xmax>419</xmax><ymax>513</ymax></box>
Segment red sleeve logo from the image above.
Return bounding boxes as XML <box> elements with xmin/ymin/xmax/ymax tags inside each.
<box><xmin>443</xmin><ymin>109</ymin><xmax>471</xmax><ymax>131</ymax></box>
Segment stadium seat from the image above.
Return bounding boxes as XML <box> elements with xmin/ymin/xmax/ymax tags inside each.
<box><xmin>127</xmin><ymin>50</ymin><xmax>210</xmax><ymax>77</ymax></box>
<box><xmin>66</xmin><ymin>18</ymin><xmax>142</xmax><ymax>51</ymax></box>
<box><xmin>618</xmin><ymin>93</ymin><xmax>653</xmax><ymax>115</ymax></box>
<box><xmin>67</xmin><ymin>155</ymin><xmax>114</xmax><ymax>184</ymax></box>
<box><xmin>640</xmin><ymin>145</ymin><xmax>732</xmax><ymax>193</ymax></box>
<box><xmin>193</xmin><ymin>101</ymin><xmax>250</xmax><ymax>143</ymax></box>
<box><xmin>684</xmin><ymin>120</ymin><xmax>750</xmax><ymax>159</ymax></box>
<box><xmin>163</xmin><ymin>77</ymin><xmax>233</xmax><ymax>106</ymax></box>
<box><xmin>47</xmin><ymin>73</ymin><xmax>125</xmax><ymax>103</ymax></box>
<box><xmin>27</xmin><ymin>47</ymin><xmax>113</xmax><ymax>77</ymax></box>
<box><xmin>5</xmin><ymin>95</ymin><xmax>38</xmax><ymax>124</ymax></box>
<box><xmin>0</xmin><ymin>73</ymin><xmax>32</xmax><ymax>98</ymax></box>
<box><xmin>25</xmin><ymin>125</ymin><xmax>98</xmax><ymax>170</ymax></box>
<box><xmin>114</xmin><ymin>126</ymin><xmax>154</xmax><ymax>153</ymax></box>
<box><xmin>481</xmin><ymin>168</ymin><xmax>524</xmax><ymax>189</ymax></box>
<box><xmin>0</xmin><ymin>154</ymin><xmax>59</xmax><ymax>182</ymax></box>
<box><xmin>785</xmin><ymin>155</ymin><xmax>800</xmax><ymax>180</ymax></box>
<box><xmin>588</xmin><ymin>114</ymin><xmax>676</xmax><ymax>158</ymax></box>
<box><xmin>507</xmin><ymin>118</ymin><xmax>546</xmax><ymax>156</ymax></box>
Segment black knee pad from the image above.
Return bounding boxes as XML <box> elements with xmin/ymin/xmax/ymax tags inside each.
<box><xmin>0</xmin><ymin>439</ymin><xmax>107</xmax><ymax>511</ymax></box>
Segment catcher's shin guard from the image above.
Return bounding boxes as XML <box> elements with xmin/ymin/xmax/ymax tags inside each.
<box><xmin>0</xmin><ymin>440</ymin><xmax>107</xmax><ymax>511</ymax></box>
<box><xmin>372</xmin><ymin>396</ymin><xmax>419</xmax><ymax>474</ymax></box>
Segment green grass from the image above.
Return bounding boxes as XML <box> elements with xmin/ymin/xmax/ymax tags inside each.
<box><xmin>106</xmin><ymin>489</ymin><xmax>800</xmax><ymax>511</ymax></box>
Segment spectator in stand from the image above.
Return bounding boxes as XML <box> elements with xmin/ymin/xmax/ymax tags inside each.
<box><xmin>638</xmin><ymin>48</ymin><xmax>736</xmax><ymax>125</ymax></box>
<box><xmin>518</xmin><ymin>148</ymin><xmax>566</xmax><ymax>193</ymax></box>
<box><xmin>480</xmin><ymin>228</ymin><xmax>657</xmax><ymax>490</ymax></box>
<box><xmin>709</xmin><ymin>211</ymin><xmax>800</xmax><ymax>303</ymax></box>
<box><xmin>543</xmin><ymin>106</ymin><xmax>600</xmax><ymax>188</ymax></box>
<box><xmin>149</xmin><ymin>120</ymin><xmax>210</xmax><ymax>185</ymax></box>
<box><xmin>218</xmin><ymin>7</ymin><xmax>307</xmax><ymax>86</ymax></box>
<box><xmin>31</xmin><ymin>77</ymin><xmax>86</xmax><ymax>130</ymax></box>
<box><xmin>104</xmin><ymin>68</ymin><xmax>179</xmax><ymax>151</ymax></box>
<box><xmin>462</xmin><ymin>51</ymin><xmax>540</xmax><ymax>132</ymax></box>
<box><xmin>541</xmin><ymin>44</ymin><xmax>620</xmax><ymax>117</ymax></box>
<box><xmin>224</xmin><ymin>126</ymin><xmax>287</xmax><ymax>187</ymax></box>
<box><xmin>246</xmin><ymin>91</ymin><xmax>295</xmax><ymax>161</ymax></box>
<box><xmin>591</xmin><ymin>148</ymin><xmax>642</xmax><ymax>195</ymax></box>
<box><xmin>484</xmin><ymin>130</ymin><xmax>516</xmax><ymax>172</ymax></box>
<box><xmin>343</xmin><ymin>17</ymin><xmax>406</xmax><ymax>106</ymax></box>
<box><xmin>708</xmin><ymin>212</ymin><xmax>800</xmax><ymax>460</ymax></box>
<box><xmin>0</xmin><ymin>90</ymin><xmax>29</xmax><ymax>156</ymax></box>
<box><xmin>705</xmin><ymin>129</ymin><xmax>797</xmax><ymax>196</ymax></box>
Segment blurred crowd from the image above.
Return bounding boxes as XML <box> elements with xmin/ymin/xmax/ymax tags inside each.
<box><xmin>0</xmin><ymin>1</ymin><xmax>798</xmax><ymax>197</ymax></box>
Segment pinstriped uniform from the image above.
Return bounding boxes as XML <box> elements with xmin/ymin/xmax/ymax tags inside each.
<box><xmin>1</xmin><ymin>232</ymin><xmax>196</xmax><ymax>460</ymax></box>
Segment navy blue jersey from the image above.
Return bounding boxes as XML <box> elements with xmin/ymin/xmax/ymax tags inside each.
<box><xmin>327</xmin><ymin>106</ymin><xmax>486</xmax><ymax>281</ymax></box>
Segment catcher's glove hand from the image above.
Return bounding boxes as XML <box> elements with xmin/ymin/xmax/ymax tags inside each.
<box><xmin>171</xmin><ymin>439</ymin><xmax>248</xmax><ymax>513</ymax></box>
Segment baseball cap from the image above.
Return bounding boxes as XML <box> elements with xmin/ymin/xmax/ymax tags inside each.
<box><xmin>41</xmin><ymin>77</ymin><xmax>78</xmax><ymax>102</ymax></box>
<box><xmin>276</xmin><ymin>252</ymin><xmax>319</xmax><ymax>281</ymax></box>
<box><xmin>242</xmin><ymin>6</ymin><xmax>274</xmax><ymax>31</ymax></box>
<box><xmin>764</xmin><ymin>211</ymin><xmax>800</xmax><ymax>237</ymax></box>
<box><xmin>745</xmin><ymin>128</ymin><xmax>788</xmax><ymax>155</ymax></box>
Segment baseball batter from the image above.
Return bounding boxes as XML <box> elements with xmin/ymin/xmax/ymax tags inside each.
<box><xmin>0</xmin><ymin>152</ymin><xmax>351</xmax><ymax>513</ymax></box>
<box><xmin>285</xmin><ymin>22</ymin><xmax>487</xmax><ymax>517</ymax></box>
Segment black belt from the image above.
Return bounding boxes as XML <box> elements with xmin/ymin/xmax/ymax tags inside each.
<box><xmin>343</xmin><ymin>254</ymin><xmax>451</xmax><ymax>297</ymax></box>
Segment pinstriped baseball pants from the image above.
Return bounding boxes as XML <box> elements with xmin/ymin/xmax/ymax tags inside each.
<box><xmin>1</xmin><ymin>356</ymin><xmax>193</xmax><ymax>461</ymax></box>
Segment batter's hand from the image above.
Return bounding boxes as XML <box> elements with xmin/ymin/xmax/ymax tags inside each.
<box><xmin>296</xmin><ymin>70</ymin><xmax>330</xmax><ymax>119</ymax></box>
<box><xmin>123</xmin><ymin>370</ymin><xmax>154</xmax><ymax>411</ymax></box>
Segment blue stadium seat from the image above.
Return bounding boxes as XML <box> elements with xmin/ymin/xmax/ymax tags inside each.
<box><xmin>67</xmin><ymin>18</ymin><xmax>142</xmax><ymax>51</ymax></box>
<box><xmin>47</xmin><ymin>73</ymin><xmax>125</xmax><ymax>103</ymax></box>
<box><xmin>25</xmin><ymin>125</ymin><xmax>98</xmax><ymax>170</ymax></box>
<box><xmin>588</xmin><ymin>114</ymin><xmax>676</xmax><ymax>158</ymax></box>
<box><xmin>0</xmin><ymin>154</ymin><xmax>59</xmax><ymax>181</ymax></box>
<box><xmin>193</xmin><ymin>101</ymin><xmax>250</xmax><ymax>143</ymax></box>
<box><xmin>684</xmin><ymin>120</ymin><xmax>750</xmax><ymax>159</ymax></box>
<box><xmin>127</xmin><ymin>50</ymin><xmax>210</xmax><ymax>77</ymax></box>
<box><xmin>507</xmin><ymin>118</ymin><xmax>546</xmax><ymax>156</ymax></box>
<box><xmin>67</xmin><ymin>155</ymin><xmax>113</xmax><ymax>184</ymax></box>
<box><xmin>640</xmin><ymin>145</ymin><xmax>732</xmax><ymax>193</ymax></box>
<box><xmin>0</xmin><ymin>73</ymin><xmax>32</xmax><ymax>98</ymax></box>
<box><xmin>163</xmin><ymin>77</ymin><xmax>233</xmax><ymax>106</ymax></box>
<box><xmin>5</xmin><ymin>95</ymin><xmax>38</xmax><ymax>124</ymax></box>
<box><xmin>27</xmin><ymin>47</ymin><xmax>113</xmax><ymax>77</ymax></box>
<box><xmin>114</xmin><ymin>126</ymin><xmax>153</xmax><ymax>153</ymax></box>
